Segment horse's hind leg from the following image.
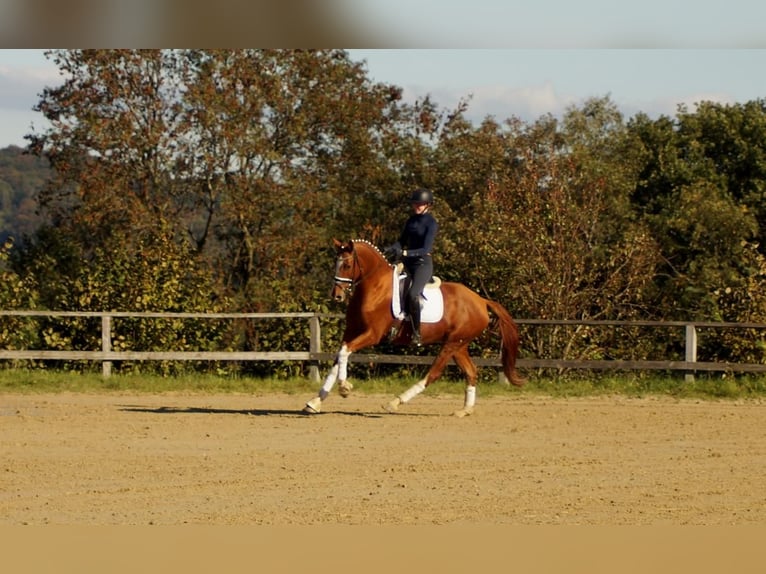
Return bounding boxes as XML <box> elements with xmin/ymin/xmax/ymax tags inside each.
<box><xmin>383</xmin><ymin>376</ymin><xmax>428</xmax><ymax>413</ymax></box>
<box><xmin>383</xmin><ymin>343</ymin><xmax>458</xmax><ymax>413</ymax></box>
<box><xmin>451</xmin><ymin>345</ymin><xmax>478</xmax><ymax>417</ymax></box>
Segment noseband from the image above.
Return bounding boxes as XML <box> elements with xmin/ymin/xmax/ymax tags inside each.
<box><xmin>333</xmin><ymin>249</ymin><xmax>363</xmax><ymax>296</ymax></box>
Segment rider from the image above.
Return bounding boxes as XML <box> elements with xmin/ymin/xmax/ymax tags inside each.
<box><xmin>383</xmin><ymin>188</ymin><xmax>438</xmax><ymax>346</ymax></box>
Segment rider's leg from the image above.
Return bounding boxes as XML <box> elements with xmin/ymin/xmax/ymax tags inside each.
<box><xmin>406</xmin><ymin>257</ymin><xmax>432</xmax><ymax>346</ymax></box>
<box><xmin>408</xmin><ymin>293</ymin><xmax>423</xmax><ymax>346</ymax></box>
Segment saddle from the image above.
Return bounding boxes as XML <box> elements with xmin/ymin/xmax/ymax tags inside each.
<box><xmin>391</xmin><ymin>263</ymin><xmax>444</xmax><ymax>323</ymax></box>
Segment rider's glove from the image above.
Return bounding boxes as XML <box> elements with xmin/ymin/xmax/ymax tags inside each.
<box><xmin>382</xmin><ymin>245</ymin><xmax>401</xmax><ymax>261</ymax></box>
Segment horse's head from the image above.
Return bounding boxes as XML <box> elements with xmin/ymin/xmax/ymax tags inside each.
<box><xmin>329</xmin><ymin>238</ymin><xmax>388</xmax><ymax>303</ymax></box>
<box><xmin>330</xmin><ymin>239</ymin><xmax>358</xmax><ymax>303</ymax></box>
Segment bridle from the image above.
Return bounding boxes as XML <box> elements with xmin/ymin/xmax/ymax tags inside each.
<box><xmin>333</xmin><ymin>247</ymin><xmax>363</xmax><ymax>297</ymax></box>
<box><xmin>332</xmin><ymin>240</ymin><xmax>392</xmax><ymax>300</ymax></box>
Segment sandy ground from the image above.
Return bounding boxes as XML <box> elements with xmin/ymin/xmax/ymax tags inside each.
<box><xmin>1</xmin><ymin>390</ymin><xmax>765</xmax><ymax>525</ymax></box>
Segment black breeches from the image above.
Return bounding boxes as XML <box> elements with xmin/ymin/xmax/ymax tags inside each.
<box><xmin>405</xmin><ymin>256</ymin><xmax>433</xmax><ymax>311</ymax></box>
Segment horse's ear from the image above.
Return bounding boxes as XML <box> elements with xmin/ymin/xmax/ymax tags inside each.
<box><xmin>332</xmin><ymin>238</ymin><xmax>352</xmax><ymax>253</ymax></box>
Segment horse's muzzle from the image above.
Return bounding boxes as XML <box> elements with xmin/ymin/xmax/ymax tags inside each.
<box><xmin>331</xmin><ymin>285</ymin><xmax>347</xmax><ymax>303</ymax></box>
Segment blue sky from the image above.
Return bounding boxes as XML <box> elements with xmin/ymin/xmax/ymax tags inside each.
<box><xmin>349</xmin><ymin>49</ymin><xmax>766</xmax><ymax>123</ymax></box>
<box><xmin>2</xmin><ymin>48</ymin><xmax>766</xmax><ymax>148</ymax></box>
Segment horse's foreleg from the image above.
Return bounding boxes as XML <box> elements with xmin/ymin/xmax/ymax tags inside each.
<box><xmin>336</xmin><ymin>344</ymin><xmax>354</xmax><ymax>397</ymax></box>
<box><xmin>303</xmin><ymin>344</ymin><xmax>352</xmax><ymax>414</ymax></box>
<box><xmin>334</xmin><ymin>328</ymin><xmax>392</xmax><ymax>399</ymax></box>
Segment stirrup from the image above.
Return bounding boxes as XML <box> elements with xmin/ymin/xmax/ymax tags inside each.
<box><xmin>412</xmin><ymin>331</ymin><xmax>422</xmax><ymax>347</ymax></box>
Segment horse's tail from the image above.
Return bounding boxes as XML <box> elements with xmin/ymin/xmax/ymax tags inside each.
<box><xmin>485</xmin><ymin>299</ymin><xmax>525</xmax><ymax>387</ymax></box>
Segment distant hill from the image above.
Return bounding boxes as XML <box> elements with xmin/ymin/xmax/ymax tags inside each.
<box><xmin>0</xmin><ymin>145</ymin><xmax>50</xmax><ymax>244</ymax></box>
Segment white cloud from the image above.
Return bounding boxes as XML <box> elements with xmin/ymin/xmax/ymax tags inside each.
<box><xmin>0</xmin><ymin>54</ymin><xmax>57</xmax><ymax>146</ymax></box>
<box><xmin>0</xmin><ymin>62</ymin><xmax>60</xmax><ymax>111</ymax></box>
<box><xmin>468</xmin><ymin>83</ymin><xmax>579</xmax><ymax>121</ymax></box>
<box><xmin>397</xmin><ymin>82</ymin><xmax>583</xmax><ymax>124</ymax></box>
<box><xmin>397</xmin><ymin>78</ymin><xmax>749</xmax><ymax>126</ymax></box>
<box><xmin>619</xmin><ymin>92</ymin><xmax>740</xmax><ymax>121</ymax></box>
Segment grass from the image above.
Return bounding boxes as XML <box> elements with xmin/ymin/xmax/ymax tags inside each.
<box><xmin>1</xmin><ymin>367</ymin><xmax>765</xmax><ymax>400</ymax></box>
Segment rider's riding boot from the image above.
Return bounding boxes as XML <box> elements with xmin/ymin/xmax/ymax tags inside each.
<box><xmin>410</xmin><ymin>299</ymin><xmax>422</xmax><ymax>346</ymax></box>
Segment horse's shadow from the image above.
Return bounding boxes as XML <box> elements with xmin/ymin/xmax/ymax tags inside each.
<box><xmin>118</xmin><ymin>405</ymin><xmax>393</xmax><ymax>418</ymax></box>
<box><xmin>118</xmin><ymin>405</ymin><xmax>439</xmax><ymax>418</ymax></box>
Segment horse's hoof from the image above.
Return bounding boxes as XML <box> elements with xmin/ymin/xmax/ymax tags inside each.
<box><xmin>453</xmin><ymin>407</ymin><xmax>474</xmax><ymax>418</ymax></box>
<box><xmin>383</xmin><ymin>397</ymin><xmax>401</xmax><ymax>413</ymax></box>
<box><xmin>339</xmin><ymin>381</ymin><xmax>353</xmax><ymax>398</ymax></box>
<box><xmin>303</xmin><ymin>397</ymin><xmax>322</xmax><ymax>414</ymax></box>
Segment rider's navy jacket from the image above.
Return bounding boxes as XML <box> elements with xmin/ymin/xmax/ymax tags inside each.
<box><xmin>393</xmin><ymin>212</ymin><xmax>438</xmax><ymax>261</ymax></box>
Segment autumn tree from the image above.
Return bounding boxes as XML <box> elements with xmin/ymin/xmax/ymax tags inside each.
<box><xmin>0</xmin><ymin>238</ymin><xmax>40</xmax><ymax>352</ymax></box>
<box><xmin>26</xmin><ymin>49</ymin><xmax>416</xmax><ymax>314</ymax></box>
<box><xmin>172</xmin><ymin>49</ymin><xmax>412</xmax><ymax>310</ymax></box>
<box><xmin>21</xmin><ymin>49</ymin><xmax>426</xmax><ymax>372</ymax></box>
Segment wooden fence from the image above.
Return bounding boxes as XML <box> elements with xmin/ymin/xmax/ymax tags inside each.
<box><xmin>1</xmin><ymin>311</ymin><xmax>766</xmax><ymax>381</ymax></box>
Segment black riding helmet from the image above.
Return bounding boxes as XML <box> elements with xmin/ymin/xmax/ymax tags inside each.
<box><xmin>409</xmin><ymin>187</ymin><xmax>434</xmax><ymax>205</ymax></box>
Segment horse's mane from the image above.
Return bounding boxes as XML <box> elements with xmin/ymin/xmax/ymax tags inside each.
<box><xmin>348</xmin><ymin>238</ymin><xmax>394</xmax><ymax>269</ymax></box>
<box><xmin>350</xmin><ymin>239</ymin><xmax>385</xmax><ymax>258</ymax></box>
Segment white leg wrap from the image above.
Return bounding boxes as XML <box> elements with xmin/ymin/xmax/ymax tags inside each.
<box><xmin>464</xmin><ymin>385</ymin><xmax>476</xmax><ymax>409</ymax></box>
<box><xmin>399</xmin><ymin>379</ymin><xmax>427</xmax><ymax>403</ymax></box>
<box><xmin>337</xmin><ymin>344</ymin><xmax>351</xmax><ymax>382</ymax></box>
<box><xmin>320</xmin><ymin>363</ymin><xmax>339</xmax><ymax>398</ymax></box>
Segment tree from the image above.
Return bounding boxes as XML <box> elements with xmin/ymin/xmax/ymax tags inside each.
<box><xmin>0</xmin><ymin>145</ymin><xmax>50</xmax><ymax>243</ymax></box>
<box><xmin>628</xmin><ymin>103</ymin><xmax>762</xmax><ymax>320</ymax></box>
<box><xmin>0</xmin><ymin>238</ymin><xmax>39</xmax><ymax>352</ymax></box>
<box><xmin>21</xmin><ymin>49</ymin><xmax>430</xmax><ymax>373</ymax></box>
<box><xmin>27</xmin><ymin>50</ymin><xmax>415</xmax><ymax>314</ymax></box>
<box><xmin>172</xmin><ymin>50</ymin><xmax>410</xmax><ymax>308</ymax></box>
<box><xmin>440</xmin><ymin>98</ymin><xmax>661</xmax><ymax>362</ymax></box>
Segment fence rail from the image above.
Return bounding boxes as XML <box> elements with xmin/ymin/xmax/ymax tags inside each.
<box><xmin>1</xmin><ymin>311</ymin><xmax>765</xmax><ymax>380</ymax></box>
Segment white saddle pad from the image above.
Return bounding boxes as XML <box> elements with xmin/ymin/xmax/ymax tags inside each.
<box><xmin>391</xmin><ymin>267</ymin><xmax>444</xmax><ymax>323</ymax></box>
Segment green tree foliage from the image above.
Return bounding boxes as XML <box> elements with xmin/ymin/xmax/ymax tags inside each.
<box><xmin>435</xmin><ymin>99</ymin><xmax>661</xmax><ymax>362</ymax></box>
<box><xmin>709</xmin><ymin>241</ymin><xmax>766</xmax><ymax>363</ymax></box>
<box><xmin>10</xmin><ymin>224</ymin><xmax>231</xmax><ymax>374</ymax></box>
<box><xmin>629</xmin><ymin>102</ymin><xmax>765</xmax><ymax>321</ymax></box>
<box><xmin>0</xmin><ymin>146</ymin><xmax>49</xmax><ymax>243</ymax></box>
<box><xmin>0</xmin><ymin>239</ymin><xmax>40</xmax><ymax>352</ymax></box>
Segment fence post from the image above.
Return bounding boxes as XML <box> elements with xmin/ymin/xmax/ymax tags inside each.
<box><xmin>101</xmin><ymin>314</ymin><xmax>112</xmax><ymax>378</ymax></box>
<box><xmin>685</xmin><ymin>323</ymin><xmax>697</xmax><ymax>383</ymax></box>
<box><xmin>309</xmin><ymin>314</ymin><xmax>321</xmax><ymax>383</ymax></box>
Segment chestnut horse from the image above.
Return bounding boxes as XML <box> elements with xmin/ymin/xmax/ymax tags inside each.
<box><xmin>302</xmin><ymin>239</ymin><xmax>524</xmax><ymax>416</ymax></box>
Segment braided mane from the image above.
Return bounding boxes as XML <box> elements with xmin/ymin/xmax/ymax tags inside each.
<box><xmin>350</xmin><ymin>238</ymin><xmax>381</xmax><ymax>253</ymax></box>
<box><xmin>350</xmin><ymin>238</ymin><xmax>391</xmax><ymax>266</ymax></box>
